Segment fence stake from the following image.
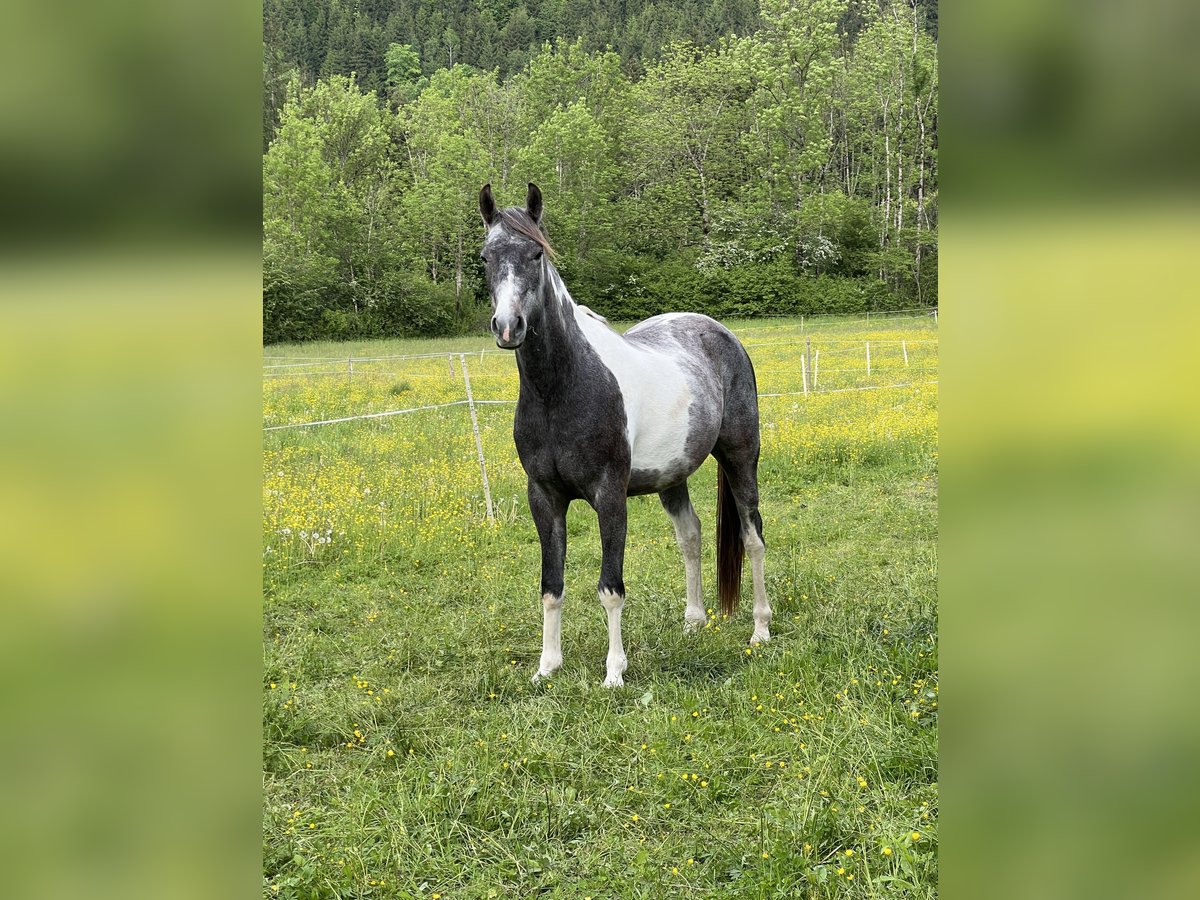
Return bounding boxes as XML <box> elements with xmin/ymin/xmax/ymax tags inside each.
<box><xmin>902</xmin><ymin>340</ymin><xmax>909</xmax><ymax>367</ymax></box>
<box><xmin>460</xmin><ymin>354</ymin><xmax>495</xmax><ymax>526</ymax></box>
<box><xmin>448</xmin><ymin>354</ymin><xmax>454</xmax><ymax>376</ymax></box>
<box><xmin>865</xmin><ymin>341</ymin><xmax>871</xmax><ymax>377</ymax></box>
<box><xmin>933</xmin><ymin>308</ymin><xmax>938</xmax><ymax>326</ymax></box>
<box><xmin>805</xmin><ymin>337</ymin><xmax>812</xmax><ymax>393</ymax></box>
<box><xmin>348</xmin><ymin>357</ymin><xmax>353</xmax><ymax>385</ymax></box>
<box><xmin>813</xmin><ymin>348</ymin><xmax>820</xmax><ymax>388</ymax></box>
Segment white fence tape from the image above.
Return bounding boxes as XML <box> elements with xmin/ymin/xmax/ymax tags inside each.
<box><xmin>265</xmin><ymin>381</ymin><xmax>935</xmax><ymax>432</ymax></box>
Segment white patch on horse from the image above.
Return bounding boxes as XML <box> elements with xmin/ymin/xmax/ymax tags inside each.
<box><xmin>571</xmin><ymin>306</ymin><xmax>693</xmax><ymax>476</ymax></box>
<box><xmin>533</xmin><ymin>591</ymin><xmax>563</xmax><ymax>681</ymax></box>
<box><xmin>576</xmin><ymin>304</ymin><xmax>607</xmax><ymax>323</ymax></box>
<box><xmin>745</xmin><ymin>528</ymin><xmax>771</xmax><ymax>645</ymax></box>
<box><xmin>599</xmin><ymin>588</ymin><xmax>627</xmax><ymax>687</ymax></box>
<box><xmin>493</xmin><ymin>262</ymin><xmax>520</xmax><ymax>337</ymax></box>
<box><xmin>548</xmin><ymin>266</ymin><xmax>572</xmax><ymax>311</ymax></box>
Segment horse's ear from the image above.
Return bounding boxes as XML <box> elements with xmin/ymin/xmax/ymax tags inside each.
<box><xmin>526</xmin><ymin>182</ymin><xmax>543</xmax><ymax>225</ymax></box>
<box><xmin>479</xmin><ymin>183</ymin><xmax>498</xmax><ymax>226</ymax></box>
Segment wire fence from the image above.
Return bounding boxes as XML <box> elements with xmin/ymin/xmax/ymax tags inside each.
<box><xmin>264</xmin><ymin>322</ymin><xmax>938</xmax><ymax>516</ymax></box>
<box><xmin>262</xmin><ymin>307</ymin><xmax>938</xmax><ymax>369</ymax></box>
<box><xmin>265</xmin><ymin>378</ymin><xmax>939</xmax><ymax>432</ymax></box>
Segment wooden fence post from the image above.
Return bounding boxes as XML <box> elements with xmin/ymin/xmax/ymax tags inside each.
<box><xmin>902</xmin><ymin>340</ymin><xmax>909</xmax><ymax>367</ymax></box>
<box><xmin>460</xmin><ymin>354</ymin><xmax>495</xmax><ymax>526</ymax></box>
<box><xmin>865</xmin><ymin>341</ymin><xmax>871</xmax><ymax>377</ymax></box>
<box><xmin>805</xmin><ymin>337</ymin><xmax>813</xmax><ymax>393</ymax></box>
<box><xmin>813</xmin><ymin>348</ymin><xmax>820</xmax><ymax>389</ymax></box>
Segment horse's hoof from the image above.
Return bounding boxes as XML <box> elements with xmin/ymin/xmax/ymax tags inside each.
<box><xmin>603</xmin><ymin>655</ymin><xmax>627</xmax><ymax>687</ymax></box>
<box><xmin>683</xmin><ymin>610</ymin><xmax>707</xmax><ymax>634</ymax></box>
<box><xmin>750</xmin><ymin>630</ymin><xmax>771</xmax><ymax>646</ymax></box>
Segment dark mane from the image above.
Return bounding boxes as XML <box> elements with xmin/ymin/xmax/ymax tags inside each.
<box><xmin>497</xmin><ymin>207</ymin><xmax>556</xmax><ymax>259</ymax></box>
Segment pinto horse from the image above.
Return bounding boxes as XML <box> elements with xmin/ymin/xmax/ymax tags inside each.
<box><xmin>480</xmin><ymin>183</ymin><xmax>770</xmax><ymax>687</ymax></box>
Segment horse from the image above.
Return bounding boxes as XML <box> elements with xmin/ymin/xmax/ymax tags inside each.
<box><xmin>479</xmin><ymin>182</ymin><xmax>770</xmax><ymax>687</ymax></box>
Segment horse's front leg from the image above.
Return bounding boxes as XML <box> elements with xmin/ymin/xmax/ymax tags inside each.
<box><xmin>529</xmin><ymin>480</ymin><xmax>568</xmax><ymax>682</ymax></box>
<box><xmin>595</xmin><ymin>488</ymin><xmax>629</xmax><ymax>687</ymax></box>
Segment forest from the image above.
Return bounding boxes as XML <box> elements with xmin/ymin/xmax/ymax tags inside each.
<box><xmin>263</xmin><ymin>0</ymin><xmax>938</xmax><ymax>343</ymax></box>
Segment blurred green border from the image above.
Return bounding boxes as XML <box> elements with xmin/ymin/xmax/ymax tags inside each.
<box><xmin>2</xmin><ymin>1</ymin><xmax>1199</xmax><ymax>897</ymax></box>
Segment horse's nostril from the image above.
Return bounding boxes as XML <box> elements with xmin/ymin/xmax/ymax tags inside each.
<box><xmin>490</xmin><ymin>316</ymin><xmax>498</xmax><ymax>332</ymax></box>
<box><xmin>516</xmin><ymin>315</ymin><xmax>525</xmax><ymax>333</ymax></box>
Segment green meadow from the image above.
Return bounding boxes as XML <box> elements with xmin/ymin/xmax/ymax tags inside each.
<box><xmin>264</xmin><ymin>315</ymin><xmax>938</xmax><ymax>898</ymax></box>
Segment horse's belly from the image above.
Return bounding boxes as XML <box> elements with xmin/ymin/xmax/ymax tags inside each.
<box><xmin>626</xmin><ymin>390</ymin><xmax>713</xmax><ymax>493</ymax></box>
<box><xmin>630</xmin><ymin>419</ymin><xmax>688</xmax><ymax>474</ymax></box>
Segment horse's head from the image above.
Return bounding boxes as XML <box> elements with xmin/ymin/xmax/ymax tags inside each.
<box><xmin>479</xmin><ymin>182</ymin><xmax>552</xmax><ymax>350</ymax></box>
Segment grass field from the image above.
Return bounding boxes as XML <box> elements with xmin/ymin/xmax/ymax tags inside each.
<box><xmin>263</xmin><ymin>313</ymin><xmax>938</xmax><ymax>898</ymax></box>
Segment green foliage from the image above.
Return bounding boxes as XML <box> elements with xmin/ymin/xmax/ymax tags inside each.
<box><xmin>368</xmin><ymin>269</ymin><xmax>461</xmax><ymax>337</ymax></box>
<box><xmin>595</xmin><ymin>257</ymin><xmax>906</xmax><ymax>321</ymax></box>
<box><xmin>263</xmin><ymin>1</ymin><xmax>939</xmax><ymax>343</ymax></box>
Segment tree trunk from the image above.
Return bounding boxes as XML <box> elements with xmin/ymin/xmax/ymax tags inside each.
<box><xmin>454</xmin><ymin>229</ymin><xmax>463</xmax><ymax>319</ymax></box>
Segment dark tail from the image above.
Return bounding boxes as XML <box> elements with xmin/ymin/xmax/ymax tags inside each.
<box><xmin>716</xmin><ymin>464</ymin><xmax>744</xmax><ymax>616</ymax></box>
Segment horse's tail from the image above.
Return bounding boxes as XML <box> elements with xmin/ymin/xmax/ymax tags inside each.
<box><xmin>716</xmin><ymin>463</ymin><xmax>744</xmax><ymax>617</ymax></box>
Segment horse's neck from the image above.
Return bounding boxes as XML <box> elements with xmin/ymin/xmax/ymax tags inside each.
<box><xmin>515</xmin><ymin>265</ymin><xmax>584</xmax><ymax>401</ymax></box>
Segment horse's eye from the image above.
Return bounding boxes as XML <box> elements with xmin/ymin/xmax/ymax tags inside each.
<box><xmin>479</xmin><ymin>253</ymin><xmax>488</xmax><ymax>263</ymax></box>
<box><xmin>533</xmin><ymin>249</ymin><xmax>544</xmax><ymax>261</ymax></box>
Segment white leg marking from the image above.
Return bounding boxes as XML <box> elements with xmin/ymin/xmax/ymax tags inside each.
<box><xmin>745</xmin><ymin>529</ymin><xmax>771</xmax><ymax>645</ymax></box>
<box><xmin>533</xmin><ymin>592</ymin><xmax>563</xmax><ymax>682</ymax></box>
<box><xmin>671</xmin><ymin>509</ymin><xmax>706</xmax><ymax>632</ymax></box>
<box><xmin>599</xmin><ymin>589</ymin><xmax>628</xmax><ymax>687</ymax></box>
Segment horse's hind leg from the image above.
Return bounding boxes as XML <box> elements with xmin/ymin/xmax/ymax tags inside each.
<box><xmin>659</xmin><ymin>481</ymin><xmax>706</xmax><ymax>632</ymax></box>
<box><xmin>716</xmin><ymin>447</ymin><xmax>771</xmax><ymax>645</ymax></box>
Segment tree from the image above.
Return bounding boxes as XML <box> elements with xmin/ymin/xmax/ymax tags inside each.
<box><xmin>398</xmin><ymin>66</ymin><xmax>493</xmax><ymax>317</ymax></box>
<box><xmin>384</xmin><ymin>42</ymin><xmax>423</xmax><ymax>107</ymax></box>
<box><xmin>630</xmin><ymin>41</ymin><xmax>750</xmax><ymax>252</ymax></box>
<box><xmin>515</xmin><ymin>101</ymin><xmax>617</xmax><ymax>262</ymax></box>
<box><xmin>263</xmin><ymin>80</ymin><xmax>340</xmax><ymax>341</ymax></box>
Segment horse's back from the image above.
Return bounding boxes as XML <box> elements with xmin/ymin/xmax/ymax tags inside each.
<box><xmin>624</xmin><ymin>313</ymin><xmax>756</xmax><ymax>398</ymax></box>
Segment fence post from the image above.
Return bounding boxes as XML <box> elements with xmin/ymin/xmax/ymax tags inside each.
<box><xmin>448</xmin><ymin>354</ymin><xmax>454</xmax><ymax>376</ymax></box>
<box><xmin>813</xmin><ymin>348</ymin><xmax>819</xmax><ymax>389</ymax></box>
<box><xmin>933</xmin><ymin>308</ymin><xmax>938</xmax><ymax>326</ymax></box>
<box><xmin>865</xmin><ymin>341</ymin><xmax>871</xmax><ymax>377</ymax></box>
<box><xmin>902</xmin><ymin>340</ymin><xmax>909</xmax><ymax>367</ymax></box>
<box><xmin>348</xmin><ymin>357</ymin><xmax>353</xmax><ymax>386</ymax></box>
<box><xmin>805</xmin><ymin>337</ymin><xmax>812</xmax><ymax>393</ymax></box>
<box><xmin>460</xmin><ymin>354</ymin><xmax>495</xmax><ymax>526</ymax></box>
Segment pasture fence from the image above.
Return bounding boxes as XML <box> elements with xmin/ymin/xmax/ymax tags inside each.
<box><xmin>262</xmin><ymin>307</ymin><xmax>939</xmax><ymax>370</ymax></box>
<box><xmin>265</xmin><ymin>323</ymin><xmax>938</xmax><ymax>519</ymax></box>
<box><xmin>460</xmin><ymin>354</ymin><xmax>495</xmax><ymax>525</ymax></box>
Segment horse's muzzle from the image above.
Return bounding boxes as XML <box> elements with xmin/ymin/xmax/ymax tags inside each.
<box><xmin>491</xmin><ymin>314</ymin><xmax>526</xmax><ymax>349</ymax></box>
